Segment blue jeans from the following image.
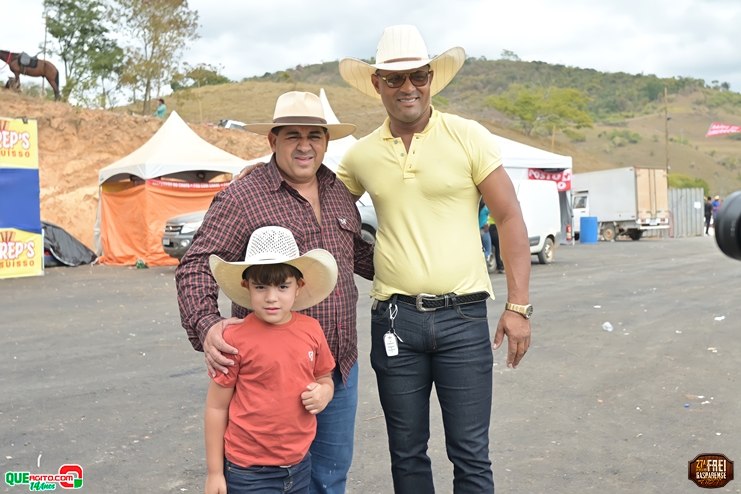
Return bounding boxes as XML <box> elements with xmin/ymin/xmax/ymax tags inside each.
<box><xmin>225</xmin><ymin>454</ymin><xmax>311</xmax><ymax>493</ymax></box>
<box><xmin>309</xmin><ymin>361</ymin><xmax>358</xmax><ymax>494</ymax></box>
<box><xmin>370</xmin><ymin>298</ymin><xmax>494</xmax><ymax>494</ymax></box>
<box><xmin>480</xmin><ymin>229</ymin><xmax>492</xmax><ymax>258</ymax></box>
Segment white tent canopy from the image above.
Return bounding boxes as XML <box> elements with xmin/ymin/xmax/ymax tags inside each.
<box><xmin>98</xmin><ymin>111</ymin><xmax>249</xmax><ymax>184</ymax></box>
<box><xmin>493</xmin><ymin>134</ymin><xmax>572</xmax><ymax>173</ymax></box>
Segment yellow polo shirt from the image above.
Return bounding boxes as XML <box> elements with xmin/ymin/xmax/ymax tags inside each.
<box><xmin>337</xmin><ymin>108</ymin><xmax>502</xmax><ymax>300</ymax></box>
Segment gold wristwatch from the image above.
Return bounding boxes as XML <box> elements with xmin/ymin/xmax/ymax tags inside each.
<box><xmin>505</xmin><ymin>302</ymin><xmax>533</xmax><ymax>319</ymax></box>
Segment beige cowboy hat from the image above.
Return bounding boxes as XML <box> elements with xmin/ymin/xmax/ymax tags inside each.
<box><xmin>209</xmin><ymin>226</ymin><xmax>338</xmax><ymax>311</ymax></box>
<box><xmin>339</xmin><ymin>25</ymin><xmax>466</xmax><ymax>100</ymax></box>
<box><xmin>242</xmin><ymin>91</ymin><xmax>356</xmax><ymax>139</ymax></box>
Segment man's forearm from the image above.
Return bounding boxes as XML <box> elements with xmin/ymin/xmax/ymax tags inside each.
<box><xmin>497</xmin><ymin>215</ymin><xmax>531</xmax><ymax>305</ymax></box>
<box><xmin>176</xmin><ymin>255</ymin><xmax>223</xmax><ymax>351</ymax></box>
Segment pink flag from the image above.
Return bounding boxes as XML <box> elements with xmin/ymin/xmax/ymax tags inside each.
<box><xmin>706</xmin><ymin>122</ymin><xmax>741</xmax><ymax>137</ymax></box>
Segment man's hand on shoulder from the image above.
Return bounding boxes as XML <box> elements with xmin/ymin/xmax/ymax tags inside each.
<box><xmin>230</xmin><ymin>162</ymin><xmax>265</xmax><ymax>183</ymax></box>
<box><xmin>204</xmin><ymin>318</ymin><xmax>242</xmax><ymax>377</ymax></box>
<box><xmin>492</xmin><ymin>310</ymin><xmax>531</xmax><ymax>369</ymax></box>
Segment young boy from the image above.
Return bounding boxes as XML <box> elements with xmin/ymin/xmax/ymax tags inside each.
<box><xmin>204</xmin><ymin>226</ymin><xmax>339</xmax><ymax>494</ymax></box>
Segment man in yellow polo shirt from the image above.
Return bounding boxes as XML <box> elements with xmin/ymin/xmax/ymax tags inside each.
<box><xmin>338</xmin><ymin>25</ymin><xmax>532</xmax><ymax>494</ymax></box>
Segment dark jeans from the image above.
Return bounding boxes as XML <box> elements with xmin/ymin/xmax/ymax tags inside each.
<box><xmin>488</xmin><ymin>225</ymin><xmax>504</xmax><ymax>270</ymax></box>
<box><xmin>225</xmin><ymin>454</ymin><xmax>311</xmax><ymax>493</ymax></box>
<box><xmin>370</xmin><ymin>298</ymin><xmax>494</xmax><ymax>494</ymax></box>
<box><xmin>705</xmin><ymin>214</ymin><xmax>712</xmax><ymax>234</ymax></box>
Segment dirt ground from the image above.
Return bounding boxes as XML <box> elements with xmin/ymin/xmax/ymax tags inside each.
<box><xmin>1</xmin><ymin>236</ymin><xmax>740</xmax><ymax>493</ymax></box>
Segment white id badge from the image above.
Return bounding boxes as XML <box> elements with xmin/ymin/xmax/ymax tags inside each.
<box><xmin>384</xmin><ymin>332</ymin><xmax>399</xmax><ymax>357</ymax></box>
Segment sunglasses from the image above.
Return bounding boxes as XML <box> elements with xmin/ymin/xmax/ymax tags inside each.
<box><xmin>376</xmin><ymin>70</ymin><xmax>432</xmax><ymax>88</ymax></box>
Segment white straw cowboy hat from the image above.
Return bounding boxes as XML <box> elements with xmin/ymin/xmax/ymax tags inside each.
<box><xmin>209</xmin><ymin>226</ymin><xmax>338</xmax><ymax>311</ymax></box>
<box><xmin>339</xmin><ymin>25</ymin><xmax>466</xmax><ymax>100</ymax></box>
<box><xmin>242</xmin><ymin>91</ymin><xmax>356</xmax><ymax>139</ymax></box>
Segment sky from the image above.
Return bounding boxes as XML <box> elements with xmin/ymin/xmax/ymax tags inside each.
<box><xmin>4</xmin><ymin>0</ymin><xmax>741</xmax><ymax>95</ymax></box>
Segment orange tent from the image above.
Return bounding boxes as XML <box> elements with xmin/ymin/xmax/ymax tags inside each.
<box><xmin>99</xmin><ymin>180</ymin><xmax>228</xmax><ymax>266</ymax></box>
<box><xmin>96</xmin><ymin>112</ymin><xmax>249</xmax><ymax>266</ymax></box>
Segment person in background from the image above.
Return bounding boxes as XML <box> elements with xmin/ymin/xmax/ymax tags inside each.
<box><xmin>153</xmin><ymin>98</ymin><xmax>166</xmax><ymax>118</ymax></box>
<box><xmin>479</xmin><ymin>197</ymin><xmax>491</xmax><ymax>262</ymax></box>
<box><xmin>704</xmin><ymin>196</ymin><xmax>713</xmax><ymax>236</ymax></box>
<box><xmin>712</xmin><ymin>195</ymin><xmax>721</xmax><ymax>224</ymax></box>
<box><xmin>488</xmin><ymin>213</ymin><xmax>505</xmax><ymax>274</ymax></box>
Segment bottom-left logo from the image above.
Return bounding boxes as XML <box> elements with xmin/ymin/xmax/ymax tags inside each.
<box><xmin>5</xmin><ymin>464</ymin><xmax>83</xmax><ymax>490</ymax></box>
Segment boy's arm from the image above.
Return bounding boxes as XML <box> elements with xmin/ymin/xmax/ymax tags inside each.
<box><xmin>204</xmin><ymin>380</ymin><xmax>234</xmax><ymax>494</ymax></box>
<box><xmin>301</xmin><ymin>372</ymin><xmax>334</xmax><ymax>415</ymax></box>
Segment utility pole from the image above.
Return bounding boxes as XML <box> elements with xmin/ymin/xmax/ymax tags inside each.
<box><xmin>551</xmin><ymin>124</ymin><xmax>556</xmax><ymax>152</ymax></box>
<box><xmin>41</xmin><ymin>14</ymin><xmax>48</xmax><ymax>98</ymax></box>
<box><xmin>664</xmin><ymin>87</ymin><xmax>669</xmax><ymax>172</ymax></box>
<box><xmin>197</xmin><ymin>77</ymin><xmax>203</xmax><ymax>124</ymax></box>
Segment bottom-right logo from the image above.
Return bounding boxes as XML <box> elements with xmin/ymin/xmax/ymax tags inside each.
<box><xmin>689</xmin><ymin>454</ymin><xmax>734</xmax><ymax>488</ymax></box>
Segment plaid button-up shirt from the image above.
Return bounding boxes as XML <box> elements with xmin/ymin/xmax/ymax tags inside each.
<box><xmin>176</xmin><ymin>156</ymin><xmax>374</xmax><ymax>382</ymax></box>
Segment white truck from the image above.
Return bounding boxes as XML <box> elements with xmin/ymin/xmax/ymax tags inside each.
<box><xmin>513</xmin><ymin>179</ymin><xmax>561</xmax><ymax>263</ymax></box>
<box><xmin>572</xmin><ymin>167</ymin><xmax>669</xmax><ymax>241</ymax></box>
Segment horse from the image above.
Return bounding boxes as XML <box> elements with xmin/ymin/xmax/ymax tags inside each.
<box><xmin>0</xmin><ymin>50</ymin><xmax>61</xmax><ymax>101</ymax></box>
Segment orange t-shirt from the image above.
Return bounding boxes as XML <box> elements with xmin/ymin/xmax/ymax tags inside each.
<box><xmin>213</xmin><ymin>312</ymin><xmax>335</xmax><ymax>467</ymax></box>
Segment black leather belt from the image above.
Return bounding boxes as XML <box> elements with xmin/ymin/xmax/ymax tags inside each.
<box><xmin>394</xmin><ymin>292</ymin><xmax>489</xmax><ymax>312</ymax></box>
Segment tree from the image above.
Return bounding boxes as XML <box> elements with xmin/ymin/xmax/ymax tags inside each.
<box><xmin>43</xmin><ymin>0</ymin><xmax>121</xmax><ymax>102</ymax></box>
<box><xmin>486</xmin><ymin>84</ymin><xmax>593</xmax><ymax>136</ymax></box>
<box><xmin>89</xmin><ymin>40</ymin><xmax>125</xmax><ymax>108</ymax></box>
<box><xmin>170</xmin><ymin>63</ymin><xmax>230</xmax><ymax>91</ymax></box>
<box><xmin>500</xmin><ymin>49</ymin><xmax>521</xmax><ymax>61</ymax></box>
<box><xmin>113</xmin><ymin>0</ymin><xmax>199</xmax><ymax>114</ymax></box>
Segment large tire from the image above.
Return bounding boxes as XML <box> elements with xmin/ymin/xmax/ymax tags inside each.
<box><xmin>601</xmin><ymin>224</ymin><xmax>616</xmax><ymax>241</ymax></box>
<box><xmin>628</xmin><ymin>230</ymin><xmax>643</xmax><ymax>241</ymax></box>
<box><xmin>361</xmin><ymin>226</ymin><xmax>376</xmax><ymax>243</ymax></box>
<box><xmin>486</xmin><ymin>254</ymin><xmax>497</xmax><ymax>273</ymax></box>
<box><xmin>537</xmin><ymin>237</ymin><xmax>555</xmax><ymax>264</ymax></box>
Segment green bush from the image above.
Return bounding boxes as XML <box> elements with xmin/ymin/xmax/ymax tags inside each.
<box><xmin>668</xmin><ymin>173</ymin><xmax>709</xmax><ymax>195</ymax></box>
<box><xmin>669</xmin><ymin>136</ymin><xmax>691</xmax><ymax>146</ymax></box>
<box><xmin>608</xmin><ymin>130</ymin><xmax>641</xmax><ymax>146</ymax></box>
<box><xmin>563</xmin><ymin>129</ymin><xmax>586</xmax><ymax>142</ymax></box>
<box><xmin>718</xmin><ymin>156</ymin><xmax>739</xmax><ymax>170</ymax></box>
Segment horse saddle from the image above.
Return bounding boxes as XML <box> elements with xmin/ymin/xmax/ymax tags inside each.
<box><xmin>19</xmin><ymin>52</ymin><xmax>39</xmax><ymax>69</ymax></box>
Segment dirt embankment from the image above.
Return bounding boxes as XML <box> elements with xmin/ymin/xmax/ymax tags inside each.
<box><xmin>0</xmin><ymin>92</ymin><xmax>271</xmax><ymax>249</ymax></box>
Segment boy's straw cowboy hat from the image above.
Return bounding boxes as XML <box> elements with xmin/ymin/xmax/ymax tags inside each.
<box><xmin>209</xmin><ymin>226</ymin><xmax>338</xmax><ymax>311</ymax></box>
<box><xmin>242</xmin><ymin>91</ymin><xmax>356</xmax><ymax>139</ymax></box>
<box><xmin>339</xmin><ymin>25</ymin><xmax>466</xmax><ymax>100</ymax></box>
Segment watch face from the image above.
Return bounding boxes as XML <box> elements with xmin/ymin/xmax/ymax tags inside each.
<box><xmin>525</xmin><ymin>305</ymin><xmax>534</xmax><ymax>318</ymax></box>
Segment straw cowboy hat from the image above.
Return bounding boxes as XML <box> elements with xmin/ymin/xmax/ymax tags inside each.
<box><xmin>339</xmin><ymin>25</ymin><xmax>466</xmax><ymax>100</ymax></box>
<box><xmin>209</xmin><ymin>226</ymin><xmax>338</xmax><ymax>311</ymax></box>
<box><xmin>242</xmin><ymin>91</ymin><xmax>356</xmax><ymax>139</ymax></box>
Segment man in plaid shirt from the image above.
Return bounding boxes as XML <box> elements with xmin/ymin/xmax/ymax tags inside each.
<box><xmin>176</xmin><ymin>92</ymin><xmax>374</xmax><ymax>494</ymax></box>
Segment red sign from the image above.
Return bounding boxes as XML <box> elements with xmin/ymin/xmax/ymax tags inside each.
<box><xmin>706</xmin><ymin>123</ymin><xmax>741</xmax><ymax>137</ymax></box>
<box><xmin>528</xmin><ymin>168</ymin><xmax>571</xmax><ymax>191</ymax></box>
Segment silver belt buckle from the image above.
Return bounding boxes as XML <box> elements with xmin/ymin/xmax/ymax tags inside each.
<box><xmin>416</xmin><ymin>293</ymin><xmax>438</xmax><ymax>312</ymax></box>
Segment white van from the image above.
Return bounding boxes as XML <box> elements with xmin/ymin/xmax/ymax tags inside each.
<box><xmin>512</xmin><ymin>180</ymin><xmax>561</xmax><ymax>264</ymax></box>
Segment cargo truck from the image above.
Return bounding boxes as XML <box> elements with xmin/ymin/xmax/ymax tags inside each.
<box><xmin>572</xmin><ymin>167</ymin><xmax>669</xmax><ymax>241</ymax></box>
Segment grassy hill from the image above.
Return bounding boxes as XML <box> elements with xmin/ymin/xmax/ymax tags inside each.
<box><xmin>141</xmin><ymin>58</ymin><xmax>741</xmax><ymax>195</ymax></box>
